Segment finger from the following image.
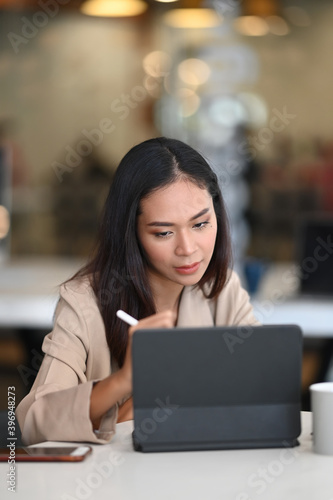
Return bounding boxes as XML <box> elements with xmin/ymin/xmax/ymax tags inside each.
<box><xmin>128</xmin><ymin>310</ymin><xmax>176</xmax><ymax>336</ymax></box>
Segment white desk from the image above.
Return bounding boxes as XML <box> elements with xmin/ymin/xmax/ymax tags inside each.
<box><xmin>250</xmin><ymin>262</ymin><xmax>333</xmax><ymax>337</ymax></box>
<box><xmin>1</xmin><ymin>412</ymin><xmax>333</xmax><ymax>500</ymax></box>
<box><xmin>252</xmin><ymin>298</ymin><xmax>333</xmax><ymax>337</ymax></box>
<box><xmin>0</xmin><ymin>258</ymin><xmax>81</xmax><ymax>329</ymax></box>
<box><xmin>1</xmin><ymin>259</ymin><xmax>333</xmax><ymax>337</ymax></box>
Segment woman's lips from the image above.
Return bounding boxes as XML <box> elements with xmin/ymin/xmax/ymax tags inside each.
<box><xmin>175</xmin><ymin>262</ymin><xmax>201</xmax><ymax>275</ymax></box>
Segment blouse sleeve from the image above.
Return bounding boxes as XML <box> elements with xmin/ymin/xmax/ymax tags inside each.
<box><xmin>16</xmin><ymin>280</ymin><xmax>118</xmax><ymax>445</ymax></box>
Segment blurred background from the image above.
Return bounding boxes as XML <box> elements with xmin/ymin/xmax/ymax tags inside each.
<box><xmin>1</xmin><ymin>0</ymin><xmax>333</xmax><ymax>421</ymax></box>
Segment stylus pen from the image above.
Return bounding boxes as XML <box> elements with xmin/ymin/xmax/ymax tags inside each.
<box><xmin>116</xmin><ymin>309</ymin><xmax>138</xmax><ymax>326</ymax></box>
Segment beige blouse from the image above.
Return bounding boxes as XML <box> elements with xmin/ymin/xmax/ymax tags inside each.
<box><xmin>16</xmin><ymin>270</ymin><xmax>259</xmax><ymax>445</ymax></box>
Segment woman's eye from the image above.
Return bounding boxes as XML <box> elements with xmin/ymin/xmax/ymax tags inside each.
<box><xmin>193</xmin><ymin>221</ymin><xmax>210</xmax><ymax>230</ymax></box>
<box><xmin>155</xmin><ymin>231</ymin><xmax>172</xmax><ymax>238</ymax></box>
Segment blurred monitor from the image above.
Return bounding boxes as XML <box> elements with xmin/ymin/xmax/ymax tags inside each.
<box><xmin>297</xmin><ymin>215</ymin><xmax>333</xmax><ymax>296</ymax></box>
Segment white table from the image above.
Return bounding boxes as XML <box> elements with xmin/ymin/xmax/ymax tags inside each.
<box><xmin>0</xmin><ymin>258</ymin><xmax>81</xmax><ymax>329</ymax></box>
<box><xmin>250</xmin><ymin>262</ymin><xmax>333</xmax><ymax>337</ymax></box>
<box><xmin>252</xmin><ymin>298</ymin><xmax>333</xmax><ymax>337</ymax></box>
<box><xmin>1</xmin><ymin>412</ymin><xmax>333</xmax><ymax>500</ymax></box>
<box><xmin>1</xmin><ymin>259</ymin><xmax>333</xmax><ymax>337</ymax></box>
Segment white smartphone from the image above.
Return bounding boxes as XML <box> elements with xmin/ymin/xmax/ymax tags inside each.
<box><xmin>0</xmin><ymin>446</ymin><xmax>92</xmax><ymax>462</ymax></box>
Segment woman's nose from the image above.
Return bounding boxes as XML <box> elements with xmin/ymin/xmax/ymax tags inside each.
<box><xmin>175</xmin><ymin>230</ymin><xmax>197</xmax><ymax>256</ymax></box>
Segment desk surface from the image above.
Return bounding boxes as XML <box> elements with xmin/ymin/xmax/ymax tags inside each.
<box><xmin>251</xmin><ymin>263</ymin><xmax>333</xmax><ymax>337</ymax></box>
<box><xmin>0</xmin><ymin>258</ymin><xmax>81</xmax><ymax>329</ymax></box>
<box><xmin>1</xmin><ymin>259</ymin><xmax>333</xmax><ymax>335</ymax></box>
<box><xmin>1</xmin><ymin>412</ymin><xmax>333</xmax><ymax>500</ymax></box>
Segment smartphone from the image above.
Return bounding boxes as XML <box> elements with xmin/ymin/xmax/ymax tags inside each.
<box><xmin>0</xmin><ymin>446</ymin><xmax>92</xmax><ymax>462</ymax></box>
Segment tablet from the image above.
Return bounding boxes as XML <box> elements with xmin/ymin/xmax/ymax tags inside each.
<box><xmin>132</xmin><ymin>324</ymin><xmax>303</xmax><ymax>452</ymax></box>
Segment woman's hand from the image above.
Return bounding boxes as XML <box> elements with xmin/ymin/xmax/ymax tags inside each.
<box><xmin>90</xmin><ymin>310</ymin><xmax>176</xmax><ymax>427</ymax></box>
<box><xmin>119</xmin><ymin>310</ymin><xmax>176</xmax><ymax>393</ymax></box>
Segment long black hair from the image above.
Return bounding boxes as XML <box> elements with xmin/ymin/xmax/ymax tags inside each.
<box><xmin>73</xmin><ymin>137</ymin><xmax>232</xmax><ymax>368</ymax></box>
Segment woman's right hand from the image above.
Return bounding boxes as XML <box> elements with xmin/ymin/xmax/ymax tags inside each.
<box><xmin>118</xmin><ymin>309</ymin><xmax>176</xmax><ymax>393</ymax></box>
<box><xmin>90</xmin><ymin>310</ymin><xmax>176</xmax><ymax>427</ymax></box>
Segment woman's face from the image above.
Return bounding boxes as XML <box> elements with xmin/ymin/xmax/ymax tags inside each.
<box><xmin>137</xmin><ymin>179</ymin><xmax>217</xmax><ymax>289</ymax></box>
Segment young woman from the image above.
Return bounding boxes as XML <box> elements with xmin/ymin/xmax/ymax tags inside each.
<box><xmin>16</xmin><ymin>137</ymin><xmax>259</xmax><ymax>445</ymax></box>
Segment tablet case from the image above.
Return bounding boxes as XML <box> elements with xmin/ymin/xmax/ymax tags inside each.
<box><xmin>132</xmin><ymin>325</ymin><xmax>302</xmax><ymax>452</ymax></box>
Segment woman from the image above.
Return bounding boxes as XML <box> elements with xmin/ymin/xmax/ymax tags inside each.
<box><xmin>16</xmin><ymin>137</ymin><xmax>259</xmax><ymax>445</ymax></box>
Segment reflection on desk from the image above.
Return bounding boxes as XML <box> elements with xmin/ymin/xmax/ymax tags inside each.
<box><xmin>1</xmin><ymin>413</ymin><xmax>333</xmax><ymax>500</ymax></box>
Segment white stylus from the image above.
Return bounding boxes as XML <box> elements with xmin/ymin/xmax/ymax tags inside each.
<box><xmin>116</xmin><ymin>309</ymin><xmax>138</xmax><ymax>326</ymax></box>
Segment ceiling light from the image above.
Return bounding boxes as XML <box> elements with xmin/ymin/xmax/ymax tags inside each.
<box><xmin>163</xmin><ymin>9</ymin><xmax>222</xmax><ymax>29</ymax></box>
<box><xmin>80</xmin><ymin>0</ymin><xmax>148</xmax><ymax>18</ymax></box>
<box><xmin>242</xmin><ymin>0</ymin><xmax>279</xmax><ymax>17</ymax></box>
